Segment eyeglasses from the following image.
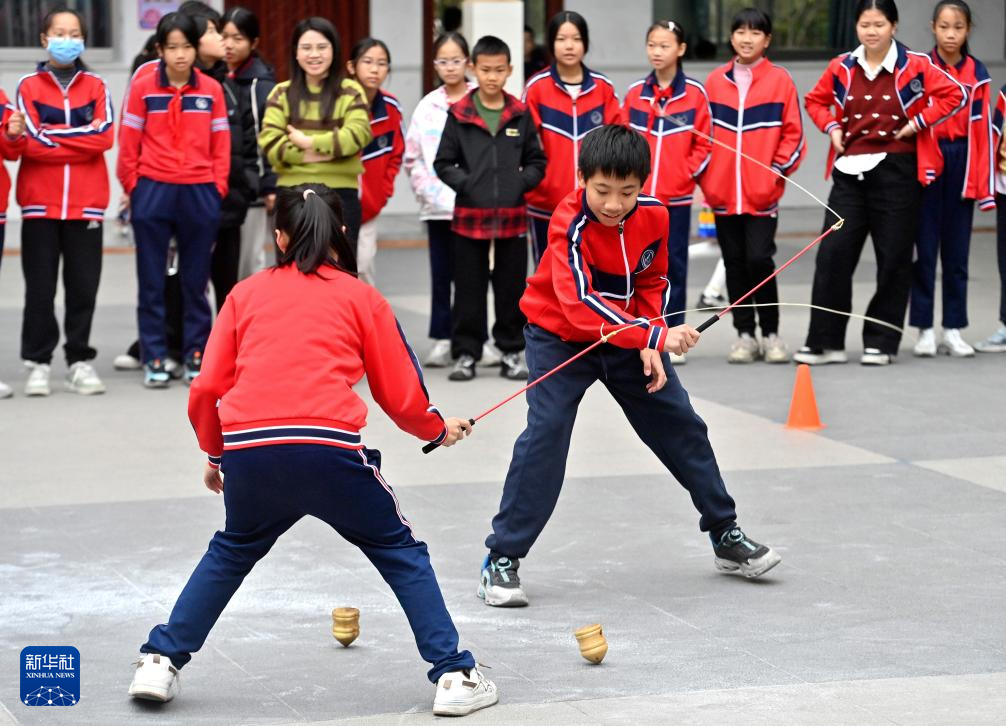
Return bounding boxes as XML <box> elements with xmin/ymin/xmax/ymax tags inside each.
<box><xmin>433</xmin><ymin>57</ymin><xmax>467</xmax><ymax>68</ymax></box>
<box><xmin>357</xmin><ymin>58</ymin><xmax>389</xmax><ymax>68</ymax></box>
<box><xmin>298</xmin><ymin>43</ymin><xmax>332</xmax><ymax>53</ymax></box>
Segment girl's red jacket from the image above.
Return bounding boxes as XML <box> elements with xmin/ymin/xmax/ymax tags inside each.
<box><xmin>522</xmin><ymin>63</ymin><xmax>621</xmax><ymax>219</ymax></box>
<box><xmin>189</xmin><ymin>264</ymin><xmax>447</xmax><ymax>466</ymax></box>
<box><xmin>1</xmin><ymin>89</ymin><xmax>26</xmax><ymax>224</ymax></box>
<box><xmin>118</xmin><ymin>60</ymin><xmax>230</xmax><ymax>198</ymax></box>
<box><xmin>360</xmin><ymin>89</ymin><xmax>405</xmax><ymax>224</ymax></box>
<box><xmin>804</xmin><ymin>43</ymin><xmax>968</xmax><ymax>190</ymax></box>
<box><xmin>14</xmin><ymin>62</ymin><xmax>113</xmax><ymax>221</ymax></box>
<box><xmin>925</xmin><ymin>50</ymin><xmax>995</xmax><ymax>211</ymax></box>
<box><xmin>702</xmin><ymin>58</ymin><xmax>806</xmax><ymax>216</ymax></box>
<box><xmin>621</xmin><ymin>69</ymin><xmax>712</xmax><ymax>206</ymax></box>
<box><xmin>520</xmin><ymin>188</ymin><xmax>671</xmax><ymax>352</ymax></box>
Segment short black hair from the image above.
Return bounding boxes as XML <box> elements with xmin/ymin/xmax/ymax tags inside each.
<box><xmin>731</xmin><ymin>7</ymin><xmax>773</xmax><ymax>35</ymax></box>
<box><xmin>856</xmin><ymin>0</ymin><xmax>899</xmax><ymax>24</ymax></box>
<box><xmin>178</xmin><ymin>0</ymin><xmax>221</xmax><ymax>35</ymax></box>
<box><xmin>156</xmin><ymin>12</ymin><xmax>201</xmax><ymax>49</ymax></box>
<box><xmin>471</xmin><ymin>35</ymin><xmax>510</xmax><ymax>64</ymax></box>
<box><xmin>578</xmin><ymin>125</ymin><xmax>650</xmax><ymax>185</ymax></box>
<box><xmin>547</xmin><ymin>10</ymin><xmax>590</xmax><ymax>54</ymax></box>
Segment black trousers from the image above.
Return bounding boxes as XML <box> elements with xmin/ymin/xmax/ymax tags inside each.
<box><xmin>805</xmin><ymin>153</ymin><xmax>921</xmax><ymax>354</ymax></box>
<box><xmin>211</xmin><ymin>225</ymin><xmax>241</xmax><ymax>313</ymax></box>
<box><xmin>714</xmin><ymin>214</ymin><xmax>780</xmax><ymax>336</ymax></box>
<box><xmin>451</xmin><ymin>235</ymin><xmax>527</xmax><ymax>359</ymax></box>
<box><xmin>20</xmin><ymin>219</ymin><xmax>103</xmax><ymax>365</ymax></box>
<box><xmin>126</xmin><ymin>271</ymin><xmax>183</xmax><ymax>363</ymax></box>
<box><xmin>334</xmin><ymin>188</ymin><xmax>361</xmax><ymax>259</ymax></box>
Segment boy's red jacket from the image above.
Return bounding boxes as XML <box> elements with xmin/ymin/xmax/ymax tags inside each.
<box><xmin>1</xmin><ymin>89</ymin><xmax>26</xmax><ymax>224</ymax></box>
<box><xmin>360</xmin><ymin>89</ymin><xmax>404</xmax><ymax>223</ymax></box>
<box><xmin>804</xmin><ymin>42</ymin><xmax>967</xmax><ymax>189</ymax></box>
<box><xmin>622</xmin><ymin>69</ymin><xmax>712</xmax><ymax>206</ymax></box>
<box><xmin>118</xmin><ymin>60</ymin><xmax>230</xmax><ymax>198</ymax></box>
<box><xmin>189</xmin><ymin>264</ymin><xmax>447</xmax><ymax>465</ymax></box>
<box><xmin>14</xmin><ymin>62</ymin><xmax>113</xmax><ymax>220</ymax></box>
<box><xmin>993</xmin><ymin>84</ymin><xmax>1006</xmax><ymax>189</ymax></box>
<box><xmin>523</xmin><ymin>64</ymin><xmax>621</xmax><ymax>219</ymax></box>
<box><xmin>702</xmin><ymin>58</ymin><xmax>805</xmax><ymax>216</ymax></box>
<box><xmin>927</xmin><ymin>50</ymin><xmax>995</xmax><ymax>211</ymax></box>
<box><xmin>521</xmin><ymin>188</ymin><xmax>671</xmax><ymax>352</ymax></box>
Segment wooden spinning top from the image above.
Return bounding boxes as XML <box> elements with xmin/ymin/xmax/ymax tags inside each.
<box><xmin>331</xmin><ymin>607</ymin><xmax>360</xmax><ymax>647</ymax></box>
<box><xmin>574</xmin><ymin>623</ymin><xmax>608</xmax><ymax>664</ymax></box>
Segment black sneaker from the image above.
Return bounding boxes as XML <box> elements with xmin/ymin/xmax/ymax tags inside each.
<box><xmin>184</xmin><ymin>351</ymin><xmax>202</xmax><ymax>385</ymax></box>
<box><xmin>478</xmin><ymin>554</ymin><xmax>528</xmax><ymax>607</ymax></box>
<box><xmin>143</xmin><ymin>359</ymin><xmax>170</xmax><ymax>389</ymax></box>
<box><xmin>500</xmin><ymin>352</ymin><xmax>529</xmax><ymax>380</ymax></box>
<box><xmin>448</xmin><ymin>354</ymin><xmax>476</xmax><ymax>381</ymax></box>
<box><xmin>713</xmin><ymin>527</ymin><xmax>781</xmax><ymax>578</ymax></box>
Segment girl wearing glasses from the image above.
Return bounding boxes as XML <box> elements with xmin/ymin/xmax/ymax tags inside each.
<box><xmin>259</xmin><ymin>17</ymin><xmax>371</xmax><ymax>249</ymax></box>
<box><xmin>347</xmin><ymin>38</ymin><xmax>402</xmax><ymax>286</ymax></box>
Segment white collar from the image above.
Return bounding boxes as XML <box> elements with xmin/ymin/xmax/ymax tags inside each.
<box><xmin>851</xmin><ymin>41</ymin><xmax>898</xmax><ymax>76</ymax></box>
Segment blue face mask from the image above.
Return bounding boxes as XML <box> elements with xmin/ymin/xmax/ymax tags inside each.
<box><xmin>46</xmin><ymin>37</ymin><xmax>85</xmax><ymax>65</ymax></box>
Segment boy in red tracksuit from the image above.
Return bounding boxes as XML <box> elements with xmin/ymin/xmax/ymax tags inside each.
<box><xmin>1</xmin><ymin>90</ymin><xmax>26</xmax><ymax>400</ymax></box>
<box><xmin>702</xmin><ymin>8</ymin><xmax>805</xmax><ymax>364</ymax></box>
<box><xmin>476</xmin><ymin>124</ymin><xmax>780</xmax><ymax>609</ymax></box>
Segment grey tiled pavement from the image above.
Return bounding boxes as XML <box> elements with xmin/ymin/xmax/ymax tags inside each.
<box><xmin>1</xmin><ymin>211</ymin><xmax>1005</xmax><ymax>724</ymax></box>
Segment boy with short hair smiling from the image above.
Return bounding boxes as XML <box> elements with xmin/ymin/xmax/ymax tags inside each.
<box><xmin>477</xmin><ymin>124</ymin><xmax>780</xmax><ymax>607</ymax></box>
<box><xmin>434</xmin><ymin>35</ymin><xmax>546</xmax><ymax>382</ymax></box>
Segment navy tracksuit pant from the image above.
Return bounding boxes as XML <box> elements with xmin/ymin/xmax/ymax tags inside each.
<box><xmin>131</xmin><ymin>178</ymin><xmax>219</xmax><ymax>363</ymax></box>
<box><xmin>529</xmin><ymin>216</ymin><xmax>550</xmax><ymax>266</ymax></box>
<box><xmin>665</xmin><ymin>205</ymin><xmax>691</xmax><ymax>327</ymax></box>
<box><xmin>998</xmin><ymin>193</ymin><xmax>1006</xmax><ymax>326</ymax></box>
<box><xmin>909</xmin><ymin>139</ymin><xmax>975</xmax><ymax>330</ymax></box>
<box><xmin>485</xmin><ymin>324</ymin><xmax>738</xmax><ymax>559</ymax></box>
<box><xmin>141</xmin><ymin>444</ymin><xmax>474</xmax><ymax>683</ymax></box>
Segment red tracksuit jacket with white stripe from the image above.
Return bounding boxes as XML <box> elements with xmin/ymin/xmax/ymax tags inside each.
<box><xmin>14</xmin><ymin>62</ymin><xmax>113</xmax><ymax>221</ymax></box>
<box><xmin>1</xmin><ymin>89</ymin><xmax>26</xmax><ymax>225</ymax></box>
<box><xmin>702</xmin><ymin>57</ymin><xmax>805</xmax><ymax>216</ymax></box>
<box><xmin>523</xmin><ymin>63</ymin><xmax>621</xmax><ymax>219</ymax></box>
<box><xmin>189</xmin><ymin>264</ymin><xmax>447</xmax><ymax>466</ymax></box>
<box><xmin>804</xmin><ymin>42</ymin><xmax>967</xmax><ymax>189</ymax></box>
<box><xmin>118</xmin><ymin>61</ymin><xmax>230</xmax><ymax>198</ymax></box>
<box><xmin>993</xmin><ymin>84</ymin><xmax>1006</xmax><ymax>193</ymax></box>
<box><xmin>622</xmin><ymin>69</ymin><xmax>712</xmax><ymax>206</ymax></box>
<box><xmin>360</xmin><ymin>89</ymin><xmax>404</xmax><ymax>224</ymax></box>
<box><xmin>926</xmin><ymin>50</ymin><xmax>995</xmax><ymax>211</ymax></box>
<box><xmin>520</xmin><ymin>188</ymin><xmax>671</xmax><ymax>352</ymax></box>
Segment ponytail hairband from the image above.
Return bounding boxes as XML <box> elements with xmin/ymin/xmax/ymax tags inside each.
<box><xmin>303</xmin><ymin>189</ymin><xmax>316</xmax><ymax>200</ymax></box>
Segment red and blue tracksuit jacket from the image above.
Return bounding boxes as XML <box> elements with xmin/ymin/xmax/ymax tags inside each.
<box><xmin>994</xmin><ymin>84</ymin><xmax>1006</xmax><ymax>192</ymax></box>
<box><xmin>14</xmin><ymin>61</ymin><xmax>113</xmax><ymax>221</ymax></box>
<box><xmin>360</xmin><ymin>89</ymin><xmax>404</xmax><ymax>224</ymax></box>
<box><xmin>621</xmin><ymin>68</ymin><xmax>712</xmax><ymax>206</ymax></box>
<box><xmin>925</xmin><ymin>50</ymin><xmax>995</xmax><ymax>211</ymax></box>
<box><xmin>1</xmin><ymin>89</ymin><xmax>26</xmax><ymax>225</ymax></box>
<box><xmin>189</xmin><ymin>263</ymin><xmax>448</xmax><ymax>467</ymax></box>
<box><xmin>520</xmin><ymin>188</ymin><xmax>671</xmax><ymax>352</ymax></box>
<box><xmin>118</xmin><ymin>60</ymin><xmax>230</xmax><ymax>198</ymax></box>
<box><xmin>804</xmin><ymin>42</ymin><xmax>967</xmax><ymax>189</ymax></box>
<box><xmin>702</xmin><ymin>58</ymin><xmax>805</xmax><ymax>216</ymax></box>
<box><xmin>522</xmin><ymin>63</ymin><xmax>621</xmax><ymax>220</ymax></box>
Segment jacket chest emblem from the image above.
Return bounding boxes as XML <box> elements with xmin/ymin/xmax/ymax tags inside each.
<box><xmin>590</xmin><ymin>110</ymin><xmax>603</xmax><ymax>125</ymax></box>
<box><xmin>505</xmin><ymin>127</ymin><xmax>519</xmax><ymax>137</ymax></box>
<box><xmin>196</xmin><ymin>97</ymin><xmax>209</xmax><ymax>110</ymax></box>
<box><xmin>639</xmin><ymin>249</ymin><xmax>655</xmax><ymax>270</ymax></box>
<box><xmin>81</xmin><ymin>106</ymin><xmax>93</xmax><ymax>122</ymax></box>
<box><xmin>909</xmin><ymin>78</ymin><xmax>922</xmax><ymax>94</ymax></box>
<box><xmin>378</xmin><ymin>134</ymin><xmax>390</xmax><ymax>148</ymax></box>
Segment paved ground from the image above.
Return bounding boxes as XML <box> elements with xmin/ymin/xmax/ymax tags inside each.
<box><xmin>1</xmin><ymin>211</ymin><xmax>1005</xmax><ymax>725</ymax></box>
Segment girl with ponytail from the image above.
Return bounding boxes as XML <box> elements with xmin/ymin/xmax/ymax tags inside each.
<box><xmin>128</xmin><ymin>182</ymin><xmax>499</xmax><ymax>718</ymax></box>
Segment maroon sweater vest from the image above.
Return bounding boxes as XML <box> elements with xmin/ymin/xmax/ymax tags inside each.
<box><xmin>842</xmin><ymin>69</ymin><xmax>915</xmax><ymax>156</ymax></box>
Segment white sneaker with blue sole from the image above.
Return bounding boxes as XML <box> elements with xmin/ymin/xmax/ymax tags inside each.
<box><xmin>478</xmin><ymin>554</ymin><xmax>528</xmax><ymax>607</ymax></box>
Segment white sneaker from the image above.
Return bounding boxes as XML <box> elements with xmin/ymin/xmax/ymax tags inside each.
<box><xmin>975</xmin><ymin>326</ymin><xmax>1006</xmax><ymax>353</ymax></box>
<box><xmin>763</xmin><ymin>334</ymin><xmax>791</xmax><ymax>363</ymax></box>
<box><xmin>424</xmin><ymin>339</ymin><xmax>452</xmax><ymax>368</ymax></box>
<box><xmin>727</xmin><ymin>333</ymin><xmax>761</xmax><ymax>364</ymax></box>
<box><xmin>938</xmin><ymin>328</ymin><xmax>975</xmax><ymax>358</ymax></box>
<box><xmin>24</xmin><ymin>362</ymin><xmax>51</xmax><ymax>397</ymax></box>
<box><xmin>0</xmin><ymin>380</ymin><xmax>12</xmax><ymax>399</ymax></box>
<box><xmin>433</xmin><ymin>665</ymin><xmax>498</xmax><ymax>717</ymax></box>
<box><xmin>669</xmin><ymin>351</ymin><xmax>687</xmax><ymax>365</ymax></box>
<box><xmin>479</xmin><ymin>342</ymin><xmax>502</xmax><ymax>367</ymax></box>
<box><xmin>113</xmin><ymin>353</ymin><xmax>142</xmax><ymax>370</ymax></box>
<box><xmin>913</xmin><ymin>328</ymin><xmax>936</xmax><ymax>357</ymax></box>
<box><xmin>65</xmin><ymin>362</ymin><xmax>107</xmax><ymax>395</ymax></box>
<box><xmin>128</xmin><ymin>653</ymin><xmax>179</xmax><ymax>702</ymax></box>
<box><xmin>860</xmin><ymin>348</ymin><xmax>892</xmax><ymax>366</ymax></box>
<box><xmin>793</xmin><ymin>347</ymin><xmax>848</xmax><ymax>365</ymax></box>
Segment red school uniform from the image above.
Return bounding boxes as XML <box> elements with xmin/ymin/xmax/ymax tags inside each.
<box><xmin>522</xmin><ymin>64</ymin><xmax>621</xmax><ymax>220</ymax></box>
<box><xmin>702</xmin><ymin>57</ymin><xmax>805</xmax><ymax>216</ymax></box>
<box><xmin>360</xmin><ymin>89</ymin><xmax>405</xmax><ymax>224</ymax></box>
<box><xmin>622</xmin><ymin>68</ymin><xmax>712</xmax><ymax>206</ymax></box>
<box><xmin>14</xmin><ymin>62</ymin><xmax>113</xmax><ymax>221</ymax></box>
<box><xmin>117</xmin><ymin>60</ymin><xmax>230</xmax><ymax>198</ymax></box>
<box><xmin>804</xmin><ymin>42</ymin><xmax>967</xmax><ymax>188</ymax></box>
<box><xmin>0</xmin><ymin>90</ymin><xmax>26</xmax><ymax>225</ymax></box>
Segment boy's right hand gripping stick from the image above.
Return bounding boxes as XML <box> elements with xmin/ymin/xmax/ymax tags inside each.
<box><xmin>695</xmin><ymin>314</ymin><xmax>720</xmax><ymax>333</ymax></box>
<box><xmin>422</xmin><ymin>418</ymin><xmax>475</xmax><ymax>454</ymax></box>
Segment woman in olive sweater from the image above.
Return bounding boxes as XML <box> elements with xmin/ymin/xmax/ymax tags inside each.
<box><xmin>259</xmin><ymin>16</ymin><xmax>371</xmax><ymax>247</ymax></box>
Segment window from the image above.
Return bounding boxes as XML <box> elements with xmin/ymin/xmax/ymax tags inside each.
<box><xmin>0</xmin><ymin>0</ymin><xmax>113</xmax><ymax>49</ymax></box>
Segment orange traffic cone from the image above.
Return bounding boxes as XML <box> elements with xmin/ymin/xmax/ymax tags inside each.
<box><xmin>786</xmin><ymin>364</ymin><xmax>824</xmax><ymax>430</ymax></box>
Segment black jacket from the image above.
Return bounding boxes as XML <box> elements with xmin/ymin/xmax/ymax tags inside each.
<box><xmin>433</xmin><ymin>90</ymin><xmax>545</xmax><ymax>213</ymax></box>
<box><xmin>229</xmin><ymin>56</ymin><xmax>277</xmax><ymax>202</ymax></box>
